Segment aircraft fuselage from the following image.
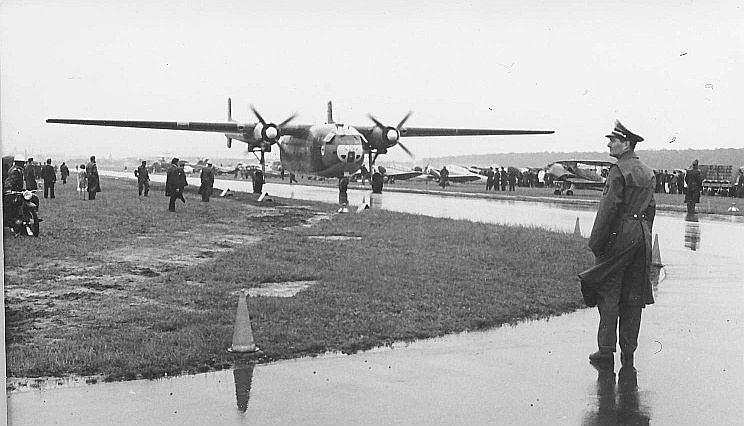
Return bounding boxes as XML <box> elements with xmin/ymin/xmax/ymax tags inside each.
<box><xmin>278</xmin><ymin>123</ymin><xmax>365</xmax><ymax>178</ymax></box>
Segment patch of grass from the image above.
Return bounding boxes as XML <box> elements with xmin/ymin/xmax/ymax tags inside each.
<box><xmin>5</xmin><ymin>176</ymin><xmax>593</xmax><ymax>384</ymax></box>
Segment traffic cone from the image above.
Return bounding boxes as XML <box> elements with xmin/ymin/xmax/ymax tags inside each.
<box><xmin>228</xmin><ymin>290</ymin><xmax>259</xmax><ymax>353</ymax></box>
<box><xmin>728</xmin><ymin>203</ymin><xmax>739</xmax><ymax>212</ymax></box>
<box><xmin>356</xmin><ymin>196</ymin><xmax>370</xmax><ymax>212</ymax></box>
<box><xmin>574</xmin><ymin>217</ymin><xmax>581</xmax><ymax>236</ymax></box>
<box><xmin>651</xmin><ymin>234</ymin><xmax>663</xmax><ymax>267</ymax></box>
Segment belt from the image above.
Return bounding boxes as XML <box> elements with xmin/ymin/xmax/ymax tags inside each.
<box><xmin>622</xmin><ymin>212</ymin><xmax>647</xmax><ymax>220</ymax></box>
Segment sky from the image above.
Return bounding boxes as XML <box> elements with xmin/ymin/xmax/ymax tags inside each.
<box><xmin>1</xmin><ymin>0</ymin><xmax>743</xmax><ymax>164</ymax></box>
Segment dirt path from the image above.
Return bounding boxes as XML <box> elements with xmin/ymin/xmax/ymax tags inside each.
<box><xmin>4</xmin><ymin>201</ymin><xmax>328</xmax><ymax>349</ymax></box>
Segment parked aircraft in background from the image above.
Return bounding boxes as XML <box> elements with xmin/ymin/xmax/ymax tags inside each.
<box><xmin>192</xmin><ymin>158</ymin><xmax>235</xmax><ymax>175</ymax></box>
<box><xmin>426</xmin><ymin>165</ymin><xmax>485</xmax><ymax>183</ymax></box>
<box><xmin>47</xmin><ymin>99</ymin><xmax>554</xmax><ymax>179</ymax></box>
<box><xmin>547</xmin><ymin>159</ymin><xmax>613</xmax><ymax>195</ymax></box>
<box><xmin>375</xmin><ymin>164</ymin><xmax>422</xmax><ymax>183</ymax></box>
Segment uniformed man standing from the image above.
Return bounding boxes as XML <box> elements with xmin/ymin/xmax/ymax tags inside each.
<box><xmin>579</xmin><ymin>120</ymin><xmax>656</xmax><ymax>368</ymax></box>
<box><xmin>135</xmin><ymin>160</ymin><xmax>150</xmax><ymax>196</ymax></box>
<box><xmin>684</xmin><ymin>160</ymin><xmax>703</xmax><ymax>214</ymax></box>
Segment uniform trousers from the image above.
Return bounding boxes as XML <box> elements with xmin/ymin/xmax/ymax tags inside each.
<box><xmin>138</xmin><ymin>181</ymin><xmax>150</xmax><ymax>196</ymax></box>
<box><xmin>595</xmin><ymin>247</ymin><xmax>646</xmax><ymax>355</ymax></box>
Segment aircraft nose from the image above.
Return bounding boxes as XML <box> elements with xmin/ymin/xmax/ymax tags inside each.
<box><xmin>337</xmin><ymin>144</ymin><xmax>361</xmax><ymax>164</ymax></box>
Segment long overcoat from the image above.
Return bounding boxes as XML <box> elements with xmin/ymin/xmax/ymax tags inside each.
<box><xmin>684</xmin><ymin>167</ymin><xmax>703</xmax><ymax>204</ymax></box>
<box><xmin>579</xmin><ymin>151</ymin><xmax>656</xmax><ymax>307</ymax></box>
<box><xmin>23</xmin><ymin>165</ymin><xmax>38</xmax><ymax>190</ymax></box>
<box><xmin>199</xmin><ymin>166</ymin><xmax>215</xmax><ymax>195</ymax></box>
<box><xmin>165</xmin><ymin>165</ymin><xmax>187</xmax><ymax>195</ymax></box>
<box><xmin>86</xmin><ymin>161</ymin><xmax>101</xmax><ymax>192</ymax></box>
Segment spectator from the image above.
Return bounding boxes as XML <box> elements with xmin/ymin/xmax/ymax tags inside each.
<box><xmin>60</xmin><ymin>162</ymin><xmax>69</xmax><ymax>184</ymax></box>
<box><xmin>684</xmin><ymin>160</ymin><xmax>703</xmax><ymax>214</ymax></box>
<box><xmin>86</xmin><ymin>156</ymin><xmax>101</xmax><ymax>200</ymax></box>
<box><xmin>77</xmin><ymin>164</ymin><xmax>88</xmax><ymax>200</ymax></box>
<box><xmin>199</xmin><ymin>161</ymin><xmax>215</xmax><ymax>202</ymax></box>
<box><xmin>40</xmin><ymin>158</ymin><xmax>56</xmax><ymax>199</ymax></box>
<box><xmin>135</xmin><ymin>160</ymin><xmax>150</xmax><ymax>196</ymax></box>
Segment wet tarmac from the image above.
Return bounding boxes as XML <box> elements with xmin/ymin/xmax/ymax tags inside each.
<box><xmin>8</xmin><ymin>173</ymin><xmax>744</xmax><ymax>425</ymax></box>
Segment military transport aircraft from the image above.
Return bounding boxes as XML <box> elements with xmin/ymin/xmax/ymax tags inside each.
<box><xmin>547</xmin><ymin>159</ymin><xmax>613</xmax><ymax>195</ymax></box>
<box><xmin>47</xmin><ymin>99</ymin><xmax>554</xmax><ymax>179</ymax></box>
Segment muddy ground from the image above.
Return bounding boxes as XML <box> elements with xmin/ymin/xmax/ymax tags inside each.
<box><xmin>4</xmin><ymin>199</ymin><xmax>330</xmax><ymax>390</ymax></box>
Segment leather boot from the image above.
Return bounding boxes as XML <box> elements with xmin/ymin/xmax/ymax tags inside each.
<box><xmin>589</xmin><ymin>350</ymin><xmax>614</xmax><ymax>364</ymax></box>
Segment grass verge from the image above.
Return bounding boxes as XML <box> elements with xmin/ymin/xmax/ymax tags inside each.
<box><xmin>4</xmin><ymin>176</ymin><xmax>593</xmax><ymax>385</ymax></box>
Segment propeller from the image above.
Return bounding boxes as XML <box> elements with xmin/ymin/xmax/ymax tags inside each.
<box><xmin>367</xmin><ymin>111</ymin><xmax>415</xmax><ymax>159</ymax></box>
<box><xmin>250</xmin><ymin>105</ymin><xmax>298</xmax><ymax>145</ymax></box>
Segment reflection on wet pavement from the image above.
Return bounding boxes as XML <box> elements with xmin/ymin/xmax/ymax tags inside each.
<box><xmin>582</xmin><ymin>364</ymin><xmax>651</xmax><ymax>425</ymax></box>
<box><xmin>684</xmin><ymin>213</ymin><xmax>701</xmax><ymax>251</ymax></box>
<box><xmin>233</xmin><ymin>365</ymin><xmax>255</xmax><ymax>414</ymax></box>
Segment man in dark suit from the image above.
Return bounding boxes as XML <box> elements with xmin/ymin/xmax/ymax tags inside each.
<box><xmin>40</xmin><ymin>159</ymin><xmax>56</xmax><ymax>198</ymax></box>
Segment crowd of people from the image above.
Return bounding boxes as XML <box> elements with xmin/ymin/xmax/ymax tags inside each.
<box><xmin>2</xmin><ymin>155</ymin><xmax>101</xmax><ymax>201</ymax></box>
<box><xmin>4</xmin><ymin>153</ymin><xmax>743</xmax><ymax>218</ymax></box>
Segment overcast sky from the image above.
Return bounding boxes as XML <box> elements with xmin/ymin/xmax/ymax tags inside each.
<box><xmin>1</xmin><ymin>0</ymin><xmax>743</xmax><ymax>163</ymax></box>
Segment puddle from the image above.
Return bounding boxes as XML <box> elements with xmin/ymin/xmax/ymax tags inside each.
<box><xmin>244</xmin><ymin>281</ymin><xmax>319</xmax><ymax>297</ymax></box>
<box><xmin>308</xmin><ymin>235</ymin><xmax>363</xmax><ymax>241</ymax></box>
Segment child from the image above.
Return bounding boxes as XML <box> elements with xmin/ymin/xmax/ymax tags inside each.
<box><xmin>77</xmin><ymin>164</ymin><xmax>88</xmax><ymax>200</ymax></box>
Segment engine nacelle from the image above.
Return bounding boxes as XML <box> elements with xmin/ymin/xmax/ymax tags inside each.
<box><xmin>251</xmin><ymin>123</ymin><xmax>280</xmax><ymax>145</ymax></box>
<box><xmin>367</xmin><ymin>125</ymin><xmax>399</xmax><ymax>152</ymax></box>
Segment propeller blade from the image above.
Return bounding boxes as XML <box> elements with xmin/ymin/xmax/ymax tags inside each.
<box><xmin>398</xmin><ymin>141</ymin><xmax>414</xmax><ymax>159</ymax></box>
<box><xmin>279</xmin><ymin>112</ymin><xmax>298</xmax><ymax>128</ymax></box>
<box><xmin>250</xmin><ymin>105</ymin><xmax>266</xmax><ymax>125</ymax></box>
<box><xmin>367</xmin><ymin>114</ymin><xmax>385</xmax><ymax>129</ymax></box>
<box><xmin>397</xmin><ymin>111</ymin><xmax>413</xmax><ymax>129</ymax></box>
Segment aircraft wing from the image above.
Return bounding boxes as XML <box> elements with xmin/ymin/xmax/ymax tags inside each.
<box><xmin>46</xmin><ymin>119</ymin><xmax>245</xmax><ymax>133</ymax></box>
<box><xmin>448</xmin><ymin>174</ymin><xmax>483</xmax><ymax>183</ymax></box>
<box><xmin>385</xmin><ymin>170</ymin><xmax>422</xmax><ymax>180</ymax></box>
<box><xmin>348</xmin><ymin>126</ymin><xmax>553</xmax><ymax>138</ymax></box>
<box><xmin>45</xmin><ymin>119</ymin><xmax>314</xmax><ymax>137</ymax></box>
<box><xmin>564</xmin><ymin>178</ymin><xmax>604</xmax><ymax>186</ymax></box>
<box><xmin>399</xmin><ymin>127</ymin><xmax>554</xmax><ymax>137</ymax></box>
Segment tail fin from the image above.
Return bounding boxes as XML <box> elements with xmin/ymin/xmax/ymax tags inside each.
<box><xmin>327</xmin><ymin>101</ymin><xmax>334</xmax><ymax>124</ymax></box>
